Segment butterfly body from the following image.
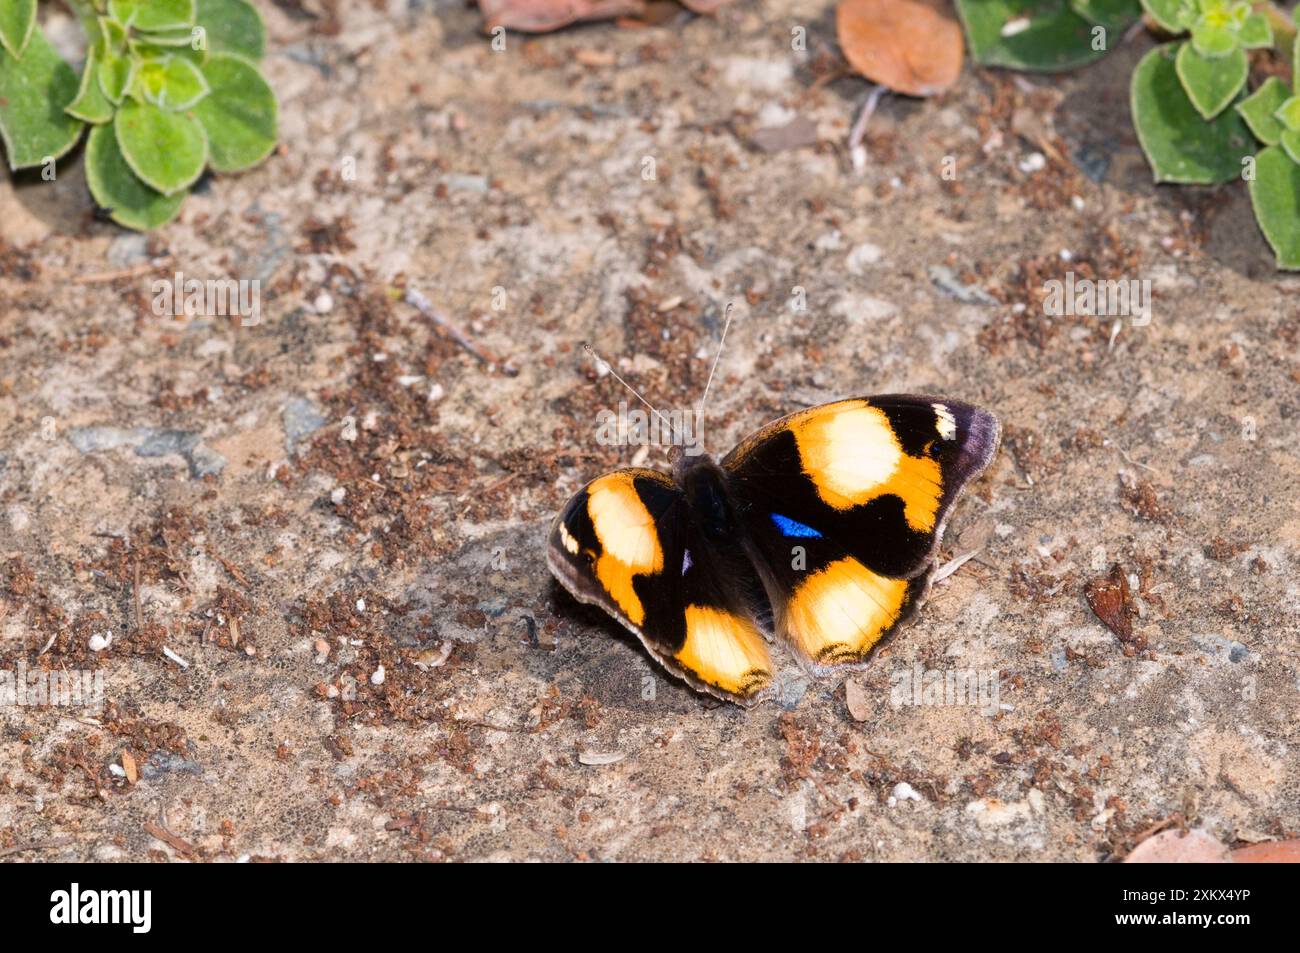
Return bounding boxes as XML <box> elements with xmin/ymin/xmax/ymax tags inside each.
<box><xmin>548</xmin><ymin>395</ymin><xmax>1000</xmax><ymax>708</ymax></box>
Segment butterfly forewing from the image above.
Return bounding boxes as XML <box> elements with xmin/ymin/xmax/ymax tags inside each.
<box><xmin>547</xmin><ymin>468</ymin><xmax>776</xmax><ymax>706</ymax></box>
<box><xmin>721</xmin><ymin>395</ymin><xmax>1000</xmax><ymax>672</ymax></box>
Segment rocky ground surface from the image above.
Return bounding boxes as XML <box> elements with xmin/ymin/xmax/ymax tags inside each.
<box><xmin>0</xmin><ymin>0</ymin><xmax>1296</xmax><ymax>861</ymax></box>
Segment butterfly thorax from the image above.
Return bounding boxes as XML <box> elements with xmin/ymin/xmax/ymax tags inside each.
<box><xmin>675</xmin><ymin>454</ymin><xmax>736</xmax><ymax>541</ymax></box>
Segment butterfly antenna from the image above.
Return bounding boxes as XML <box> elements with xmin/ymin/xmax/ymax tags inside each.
<box><xmin>582</xmin><ymin>343</ymin><xmax>674</xmax><ymax>434</ymax></box>
<box><xmin>696</xmin><ymin>301</ymin><xmax>734</xmax><ymax>435</ymax></box>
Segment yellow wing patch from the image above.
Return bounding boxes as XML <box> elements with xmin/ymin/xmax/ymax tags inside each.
<box><xmin>786</xmin><ymin>557</ymin><xmax>909</xmax><ymax>665</ymax></box>
<box><xmin>789</xmin><ymin>401</ymin><xmax>943</xmax><ymax>532</ymax></box>
<box><xmin>587</xmin><ymin>472</ymin><xmax>663</xmax><ymax>626</ymax></box>
<box><xmin>676</xmin><ymin>605</ymin><xmax>773</xmax><ymax>698</ymax></box>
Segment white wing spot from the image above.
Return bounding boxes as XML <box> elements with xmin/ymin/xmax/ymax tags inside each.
<box><xmin>558</xmin><ymin>521</ymin><xmax>580</xmax><ymax>555</ymax></box>
<box><xmin>934</xmin><ymin>403</ymin><xmax>957</xmax><ymax>441</ymax></box>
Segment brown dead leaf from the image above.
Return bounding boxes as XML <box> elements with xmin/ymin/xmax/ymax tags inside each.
<box><xmin>480</xmin><ymin>0</ymin><xmax>645</xmax><ymax>33</ymax></box>
<box><xmin>1085</xmin><ymin>564</ymin><xmax>1134</xmax><ymax>643</ymax></box>
<box><xmin>574</xmin><ymin>48</ymin><xmax>617</xmax><ymax>67</ymax></box>
<box><xmin>1231</xmin><ymin>839</ymin><xmax>1300</xmax><ymax>862</ymax></box>
<box><xmin>1124</xmin><ymin>829</ymin><xmax>1232</xmax><ymax>863</ymax></box>
<box><xmin>844</xmin><ymin>677</ymin><xmax>871</xmax><ymax>722</ymax></box>
<box><xmin>677</xmin><ymin>0</ymin><xmax>733</xmax><ymax>12</ymax></box>
<box><xmin>836</xmin><ymin>0</ymin><xmax>963</xmax><ymax>97</ymax></box>
<box><xmin>750</xmin><ymin>115</ymin><xmax>819</xmax><ymax>154</ymax></box>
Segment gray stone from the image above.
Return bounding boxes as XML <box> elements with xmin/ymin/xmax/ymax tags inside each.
<box><xmin>928</xmin><ymin>265</ymin><xmax>997</xmax><ymax>305</ymax></box>
<box><xmin>283</xmin><ymin>397</ymin><xmax>328</xmax><ymax>454</ymax></box>
<box><xmin>105</xmin><ymin>233</ymin><xmax>149</xmax><ymax>267</ymax></box>
<box><xmin>135</xmin><ymin>429</ymin><xmax>201</xmax><ymax>458</ymax></box>
<box><xmin>187</xmin><ymin>445</ymin><xmax>228</xmax><ymax>478</ymax></box>
<box><xmin>139</xmin><ymin>752</ymin><xmax>203</xmax><ymax>780</ymax></box>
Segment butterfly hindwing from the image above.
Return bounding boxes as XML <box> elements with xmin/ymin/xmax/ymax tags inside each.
<box><xmin>547</xmin><ymin>468</ymin><xmax>775</xmax><ymax>706</ymax></box>
<box><xmin>721</xmin><ymin>395</ymin><xmax>1000</xmax><ymax>672</ymax></box>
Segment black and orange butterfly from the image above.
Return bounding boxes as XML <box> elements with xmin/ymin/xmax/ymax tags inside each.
<box><xmin>548</xmin><ymin>326</ymin><xmax>1000</xmax><ymax>707</ymax></box>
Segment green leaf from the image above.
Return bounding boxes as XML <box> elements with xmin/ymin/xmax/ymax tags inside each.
<box><xmin>1140</xmin><ymin>0</ymin><xmax>1186</xmax><ymax>32</ymax></box>
<box><xmin>955</xmin><ymin>0</ymin><xmax>1111</xmax><ymax>71</ymax></box>
<box><xmin>107</xmin><ymin>0</ymin><xmax>196</xmax><ymax>32</ymax></box>
<box><xmin>1237</xmin><ymin>12</ymin><xmax>1272</xmax><ymax>49</ymax></box>
<box><xmin>1248</xmin><ymin>145</ymin><xmax>1300</xmax><ymax>268</ymax></box>
<box><xmin>65</xmin><ymin>44</ymin><xmax>115</xmax><ymax>124</ymax></box>
<box><xmin>136</xmin><ymin>26</ymin><xmax>202</xmax><ymax>47</ymax></box>
<box><xmin>1236</xmin><ymin>77</ymin><xmax>1289</xmax><ymax>146</ymax></box>
<box><xmin>98</xmin><ymin>16</ymin><xmax>128</xmax><ymax>58</ymax></box>
<box><xmin>193</xmin><ymin>52</ymin><xmax>276</xmax><ymax>172</ymax></box>
<box><xmin>1069</xmin><ymin>0</ymin><xmax>1141</xmax><ymax>31</ymax></box>
<box><xmin>114</xmin><ymin>99</ymin><xmax>208</xmax><ymax>194</ymax></box>
<box><xmin>1131</xmin><ymin>43</ymin><xmax>1252</xmax><ymax>183</ymax></box>
<box><xmin>130</xmin><ymin>37</ymin><xmax>206</xmax><ymax>67</ymax></box>
<box><xmin>85</xmin><ymin>120</ymin><xmax>185</xmax><ymax>230</ymax></box>
<box><xmin>1276</xmin><ymin>96</ymin><xmax>1300</xmax><ymax>131</ymax></box>
<box><xmin>98</xmin><ymin>53</ymin><xmax>133</xmax><ymax>104</ymax></box>
<box><xmin>133</xmin><ymin>54</ymin><xmax>208</xmax><ymax>110</ymax></box>
<box><xmin>1283</xmin><ymin>128</ymin><xmax>1300</xmax><ymax>164</ymax></box>
<box><xmin>0</xmin><ymin>0</ymin><xmax>36</xmax><ymax>58</ymax></box>
<box><xmin>1295</xmin><ymin>30</ymin><xmax>1300</xmax><ymax>94</ymax></box>
<box><xmin>1176</xmin><ymin>42</ymin><xmax>1247</xmax><ymax>118</ymax></box>
<box><xmin>196</xmin><ymin>0</ymin><xmax>265</xmax><ymax>61</ymax></box>
<box><xmin>0</xmin><ymin>26</ymin><xmax>84</xmax><ymax>170</ymax></box>
<box><xmin>1190</xmin><ymin>22</ymin><xmax>1237</xmax><ymax>56</ymax></box>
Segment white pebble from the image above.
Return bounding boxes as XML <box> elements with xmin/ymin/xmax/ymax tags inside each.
<box><xmin>314</xmin><ymin>292</ymin><xmax>333</xmax><ymax>314</ymax></box>
<box><xmin>892</xmin><ymin>782</ymin><xmax>923</xmax><ymax>803</ymax></box>
<box><xmin>428</xmin><ymin>383</ymin><xmax>445</xmax><ymax>402</ymax></box>
<box><xmin>162</xmin><ymin>646</ymin><xmax>190</xmax><ymax>668</ymax></box>
<box><xmin>88</xmin><ymin>632</ymin><xmax>113</xmax><ymax>652</ymax></box>
<box><xmin>330</xmin><ymin>487</ymin><xmax>346</xmax><ymax>504</ymax></box>
<box><xmin>370</xmin><ymin>665</ymin><xmax>385</xmax><ymax>686</ymax></box>
<box><xmin>1018</xmin><ymin>152</ymin><xmax>1046</xmax><ymax>173</ymax></box>
<box><xmin>356</xmin><ymin>598</ymin><xmax>366</xmax><ymax>612</ymax></box>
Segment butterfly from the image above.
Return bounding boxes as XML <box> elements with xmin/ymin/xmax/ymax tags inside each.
<box><xmin>548</xmin><ymin>388</ymin><xmax>1001</xmax><ymax>708</ymax></box>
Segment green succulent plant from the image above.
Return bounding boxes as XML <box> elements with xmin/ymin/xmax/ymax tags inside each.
<box><xmin>1177</xmin><ymin>0</ymin><xmax>1273</xmax><ymax>57</ymax></box>
<box><xmin>954</xmin><ymin>0</ymin><xmax>1300</xmax><ymax>270</ymax></box>
<box><xmin>0</xmin><ymin>0</ymin><xmax>277</xmax><ymax>229</ymax></box>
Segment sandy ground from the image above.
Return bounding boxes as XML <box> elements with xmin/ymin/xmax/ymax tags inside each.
<box><xmin>0</xmin><ymin>0</ymin><xmax>1297</xmax><ymax>862</ymax></box>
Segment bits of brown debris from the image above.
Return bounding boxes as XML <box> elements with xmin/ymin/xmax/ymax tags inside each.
<box><xmin>1085</xmin><ymin>565</ymin><xmax>1146</xmax><ymax>654</ymax></box>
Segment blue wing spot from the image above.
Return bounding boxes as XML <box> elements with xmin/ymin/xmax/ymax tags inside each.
<box><xmin>770</xmin><ymin>513</ymin><xmax>822</xmax><ymax>538</ymax></box>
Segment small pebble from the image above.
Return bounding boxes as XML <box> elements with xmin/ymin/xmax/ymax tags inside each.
<box><xmin>578</xmin><ymin>750</ymin><xmax>626</xmax><ymax>766</ymax></box>
<box><xmin>88</xmin><ymin>632</ymin><xmax>113</xmax><ymax>652</ymax></box>
<box><xmin>371</xmin><ymin>665</ymin><xmax>386</xmax><ymax>686</ymax></box>
<box><xmin>314</xmin><ymin>292</ymin><xmax>333</xmax><ymax>314</ymax></box>
<box><xmin>892</xmin><ymin>782</ymin><xmax>923</xmax><ymax>804</ymax></box>
<box><xmin>1018</xmin><ymin>152</ymin><xmax>1046</xmax><ymax>173</ymax></box>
